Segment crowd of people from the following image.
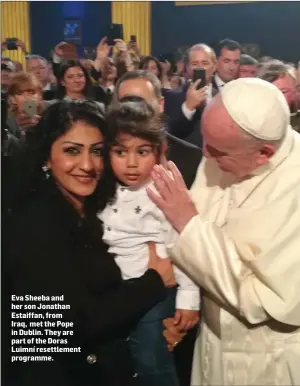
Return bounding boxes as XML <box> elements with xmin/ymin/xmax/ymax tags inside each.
<box><xmin>1</xmin><ymin>34</ymin><xmax>300</xmax><ymax>386</ymax></box>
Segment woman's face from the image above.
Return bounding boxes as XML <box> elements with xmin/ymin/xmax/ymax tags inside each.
<box><xmin>61</xmin><ymin>66</ymin><xmax>86</xmax><ymax>95</ymax></box>
<box><xmin>145</xmin><ymin>60</ymin><xmax>159</xmax><ymax>77</ymax></box>
<box><xmin>47</xmin><ymin>120</ymin><xmax>104</xmax><ymax>208</ymax></box>
<box><xmin>10</xmin><ymin>83</ymin><xmax>42</xmax><ymax>114</ymax></box>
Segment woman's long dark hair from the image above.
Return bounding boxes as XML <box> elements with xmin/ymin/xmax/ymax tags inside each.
<box><xmin>56</xmin><ymin>60</ymin><xmax>94</xmax><ymax>100</ymax></box>
<box><xmin>4</xmin><ymin>100</ymin><xmax>116</xmax><ymax>216</ymax></box>
<box><xmin>139</xmin><ymin>56</ymin><xmax>163</xmax><ymax>82</ymax></box>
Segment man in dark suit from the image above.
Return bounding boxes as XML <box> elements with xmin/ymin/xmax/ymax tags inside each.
<box><xmin>164</xmin><ymin>44</ymin><xmax>217</xmax><ymax>148</ymax></box>
<box><xmin>94</xmin><ymin>57</ymin><xmax>117</xmax><ymax>107</ymax></box>
<box><xmin>113</xmin><ymin>70</ymin><xmax>202</xmax><ymax>386</ymax></box>
<box><xmin>26</xmin><ymin>55</ymin><xmax>57</xmax><ymax>101</ymax></box>
<box><xmin>212</xmin><ymin>38</ymin><xmax>241</xmax><ymax>92</ymax></box>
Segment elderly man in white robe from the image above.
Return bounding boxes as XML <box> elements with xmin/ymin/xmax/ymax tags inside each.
<box><xmin>147</xmin><ymin>78</ymin><xmax>300</xmax><ymax>386</ymax></box>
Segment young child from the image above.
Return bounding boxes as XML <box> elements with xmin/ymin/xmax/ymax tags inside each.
<box><xmin>99</xmin><ymin>98</ymin><xmax>200</xmax><ymax>386</ymax></box>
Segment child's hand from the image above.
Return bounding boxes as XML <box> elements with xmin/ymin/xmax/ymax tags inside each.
<box><xmin>173</xmin><ymin>309</ymin><xmax>200</xmax><ymax>331</ymax></box>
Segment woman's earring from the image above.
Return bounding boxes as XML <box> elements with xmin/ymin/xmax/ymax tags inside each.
<box><xmin>42</xmin><ymin>165</ymin><xmax>50</xmax><ymax>179</ymax></box>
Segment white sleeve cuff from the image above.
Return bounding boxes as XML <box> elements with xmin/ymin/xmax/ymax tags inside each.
<box><xmin>52</xmin><ymin>53</ymin><xmax>62</xmax><ymax>64</ymax></box>
<box><xmin>175</xmin><ymin>288</ymin><xmax>201</xmax><ymax>310</ymax></box>
<box><xmin>182</xmin><ymin>102</ymin><xmax>196</xmax><ymax>120</ymax></box>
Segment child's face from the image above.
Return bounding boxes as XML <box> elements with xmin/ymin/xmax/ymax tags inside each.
<box><xmin>110</xmin><ymin>133</ymin><xmax>158</xmax><ymax>186</ymax></box>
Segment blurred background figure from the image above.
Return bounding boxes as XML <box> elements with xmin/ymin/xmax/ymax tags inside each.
<box><xmin>258</xmin><ymin>60</ymin><xmax>299</xmax><ymax>131</ymax></box>
<box><xmin>6</xmin><ymin>71</ymin><xmax>44</xmax><ymax>138</ymax></box>
<box><xmin>238</xmin><ymin>54</ymin><xmax>258</xmax><ymax>78</ymax></box>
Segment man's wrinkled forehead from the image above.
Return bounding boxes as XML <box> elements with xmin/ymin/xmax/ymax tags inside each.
<box><xmin>118</xmin><ymin>79</ymin><xmax>156</xmax><ymax>102</ymax></box>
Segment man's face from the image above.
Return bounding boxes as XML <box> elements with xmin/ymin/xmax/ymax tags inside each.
<box><xmin>26</xmin><ymin>58</ymin><xmax>49</xmax><ymax>86</ymax></box>
<box><xmin>272</xmin><ymin>74</ymin><xmax>297</xmax><ymax>109</ymax></box>
<box><xmin>1</xmin><ymin>69</ymin><xmax>12</xmax><ymax>91</ymax></box>
<box><xmin>217</xmin><ymin>48</ymin><xmax>241</xmax><ymax>82</ymax></box>
<box><xmin>102</xmin><ymin>58</ymin><xmax>117</xmax><ymax>82</ymax></box>
<box><xmin>188</xmin><ymin>49</ymin><xmax>216</xmax><ymax>84</ymax></box>
<box><xmin>238</xmin><ymin>65</ymin><xmax>258</xmax><ymax>78</ymax></box>
<box><xmin>117</xmin><ymin>78</ymin><xmax>163</xmax><ymax>113</ymax></box>
<box><xmin>201</xmin><ymin>98</ymin><xmax>274</xmax><ymax>178</ymax></box>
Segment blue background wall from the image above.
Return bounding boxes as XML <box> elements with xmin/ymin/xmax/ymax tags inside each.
<box><xmin>30</xmin><ymin>1</ymin><xmax>111</xmax><ymax>59</ymax></box>
<box><xmin>30</xmin><ymin>1</ymin><xmax>300</xmax><ymax>63</ymax></box>
<box><xmin>151</xmin><ymin>1</ymin><xmax>300</xmax><ymax>63</ymax></box>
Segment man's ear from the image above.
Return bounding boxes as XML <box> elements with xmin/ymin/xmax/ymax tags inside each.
<box><xmin>159</xmin><ymin>142</ymin><xmax>168</xmax><ymax>166</ymax></box>
<box><xmin>161</xmin><ymin>142</ymin><xmax>168</xmax><ymax>154</ymax></box>
<box><xmin>257</xmin><ymin>144</ymin><xmax>276</xmax><ymax>166</ymax></box>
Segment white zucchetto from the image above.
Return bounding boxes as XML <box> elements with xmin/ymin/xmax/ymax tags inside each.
<box><xmin>221</xmin><ymin>78</ymin><xmax>290</xmax><ymax>140</ymax></box>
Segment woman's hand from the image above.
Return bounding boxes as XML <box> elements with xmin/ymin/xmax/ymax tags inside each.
<box><xmin>147</xmin><ymin>242</ymin><xmax>176</xmax><ymax>288</ymax></box>
<box><xmin>146</xmin><ymin>162</ymin><xmax>198</xmax><ymax>233</ymax></box>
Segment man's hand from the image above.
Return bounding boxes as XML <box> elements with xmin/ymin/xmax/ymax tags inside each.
<box><xmin>128</xmin><ymin>41</ymin><xmax>140</xmax><ymax>56</ymax></box>
<box><xmin>16</xmin><ymin>39</ymin><xmax>27</xmax><ymax>53</ymax></box>
<box><xmin>163</xmin><ymin>318</ymin><xmax>187</xmax><ymax>352</ymax></box>
<box><xmin>54</xmin><ymin>41</ymin><xmax>68</xmax><ymax>58</ymax></box>
<box><xmin>1</xmin><ymin>40</ymin><xmax>7</xmax><ymax>52</ymax></box>
<box><xmin>185</xmin><ymin>80</ymin><xmax>207</xmax><ymax>111</ymax></box>
<box><xmin>146</xmin><ymin>162</ymin><xmax>198</xmax><ymax>233</ymax></box>
<box><xmin>96</xmin><ymin>37</ymin><xmax>111</xmax><ymax>60</ymax></box>
<box><xmin>114</xmin><ymin>39</ymin><xmax>128</xmax><ymax>54</ymax></box>
<box><xmin>174</xmin><ymin>309</ymin><xmax>200</xmax><ymax>331</ymax></box>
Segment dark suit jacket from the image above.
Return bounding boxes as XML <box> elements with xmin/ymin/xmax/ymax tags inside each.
<box><xmin>43</xmin><ymin>88</ymin><xmax>56</xmax><ymax>101</ymax></box>
<box><xmin>164</xmin><ymin>79</ymin><xmax>219</xmax><ymax>148</ymax></box>
<box><xmin>211</xmin><ymin>74</ymin><xmax>221</xmax><ymax>95</ymax></box>
<box><xmin>166</xmin><ymin>133</ymin><xmax>202</xmax><ymax>189</ymax></box>
<box><xmin>2</xmin><ymin>178</ymin><xmax>166</xmax><ymax>386</ymax></box>
<box><xmin>164</xmin><ymin>84</ymin><xmax>204</xmax><ymax>148</ymax></box>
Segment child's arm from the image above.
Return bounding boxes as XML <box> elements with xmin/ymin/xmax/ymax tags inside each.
<box><xmin>173</xmin><ymin>265</ymin><xmax>201</xmax><ymax>331</ymax></box>
<box><xmin>162</xmin><ymin>208</ymin><xmax>201</xmax><ymax>331</ymax></box>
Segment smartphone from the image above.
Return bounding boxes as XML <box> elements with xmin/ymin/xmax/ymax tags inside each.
<box><xmin>6</xmin><ymin>38</ymin><xmax>18</xmax><ymax>50</ymax></box>
<box><xmin>106</xmin><ymin>24</ymin><xmax>124</xmax><ymax>46</ymax></box>
<box><xmin>23</xmin><ymin>100</ymin><xmax>38</xmax><ymax>118</ymax></box>
<box><xmin>193</xmin><ymin>68</ymin><xmax>206</xmax><ymax>90</ymax></box>
<box><xmin>130</xmin><ymin>35</ymin><xmax>136</xmax><ymax>43</ymax></box>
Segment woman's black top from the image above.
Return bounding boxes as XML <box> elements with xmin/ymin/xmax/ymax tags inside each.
<box><xmin>2</xmin><ymin>179</ymin><xmax>166</xmax><ymax>386</ymax></box>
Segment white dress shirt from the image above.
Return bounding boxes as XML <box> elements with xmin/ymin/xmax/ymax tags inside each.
<box><xmin>100</xmin><ymin>85</ymin><xmax>115</xmax><ymax>95</ymax></box>
<box><xmin>214</xmin><ymin>73</ymin><xmax>226</xmax><ymax>90</ymax></box>
<box><xmin>99</xmin><ymin>182</ymin><xmax>200</xmax><ymax>310</ymax></box>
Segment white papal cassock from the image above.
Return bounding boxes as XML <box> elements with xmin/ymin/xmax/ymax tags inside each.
<box><xmin>169</xmin><ymin>90</ymin><xmax>300</xmax><ymax>385</ymax></box>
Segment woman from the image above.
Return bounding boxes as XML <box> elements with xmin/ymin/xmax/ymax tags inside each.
<box><xmin>139</xmin><ymin>56</ymin><xmax>163</xmax><ymax>81</ymax></box>
<box><xmin>139</xmin><ymin>56</ymin><xmax>170</xmax><ymax>90</ymax></box>
<box><xmin>3</xmin><ymin>100</ymin><xmax>175</xmax><ymax>386</ymax></box>
<box><xmin>56</xmin><ymin>59</ymin><xmax>96</xmax><ymax>102</ymax></box>
<box><xmin>6</xmin><ymin>71</ymin><xmax>44</xmax><ymax>138</ymax></box>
